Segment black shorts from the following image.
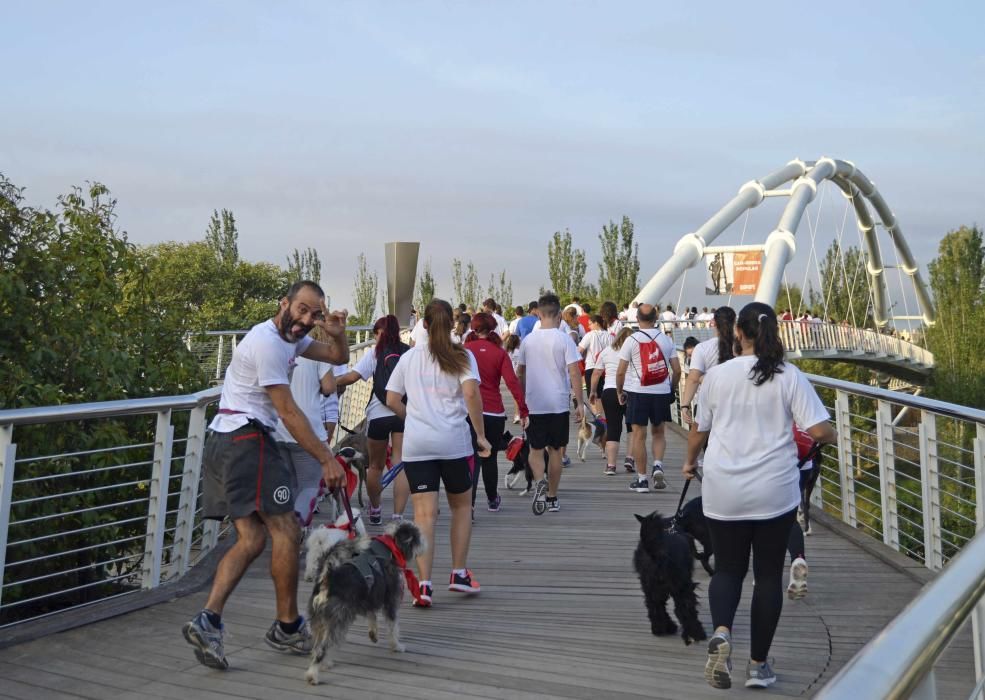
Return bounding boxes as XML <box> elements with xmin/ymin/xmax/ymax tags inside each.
<box><xmin>404</xmin><ymin>457</ymin><xmax>475</xmax><ymax>495</ymax></box>
<box><xmin>601</xmin><ymin>388</ymin><xmax>625</xmax><ymax>443</ymax></box>
<box><xmin>625</xmin><ymin>392</ymin><xmax>672</xmax><ymax>427</ymax></box>
<box><xmin>202</xmin><ymin>423</ymin><xmax>295</xmax><ymax>520</ymax></box>
<box><xmin>526</xmin><ymin>412</ymin><xmax>570</xmax><ymax>450</ymax></box>
<box><xmin>368</xmin><ymin>415</ymin><xmax>404</xmax><ymax>441</ymax></box>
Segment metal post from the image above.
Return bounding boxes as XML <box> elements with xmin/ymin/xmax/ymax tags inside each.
<box><xmin>172</xmin><ymin>405</ymin><xmax>208</xmax><ymax>577</ymax></box>
<box><xmin>202</xmin><ymin>518</ymin><xmax>220</xmax><ymax>554</ymax></box>
<box><xmin>142</xmin><ymin>411</ymin><xmax>174</xmax><ymax>589</ymax></box>
<box><xmin>919</xmin><ymin>412</ymin><xmax>943</xmax><ymax>570</ymax></box>
<box><xmin>876</xmin><ymin>400</ymin><xmax>899</xmax><ymax>549</ymax></box>
<box><xmin>215</xmin><ymin>336</ymin><xmax>224</xmax><ymax>382</ymax></box>
<box><xmin>973</xmin><ymin>423</ymin><xmax>985</xmax><ymax>684</ymax></box>
<box><xmin>835</xmin><ymin>391</ymin><xmax>856</xmax><ymax>526</ymax></box>
<box><xmin>0</xmin><ymin>425</ymin><xmax>16</xmax><ymax>610</ymax></box>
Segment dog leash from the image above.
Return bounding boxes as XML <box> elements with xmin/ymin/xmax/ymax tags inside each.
<box><xmin>380</xmin><ymin>461</ymin><xmax>405</xmax><ymax>489</ymax></box>
<box><xmin>797</xmin><ymin>441</ymin><xmax>824</xmax><ymax>469</ymax></box>
<box><xmin>673</xmin><ymin>478</ymin><xmax>692</xmax><ymax>520</ymax></box>
<box><xmin>337</xmin><ymin>423</ymin><xmax>360</xmax><ymax>436</ymax></box>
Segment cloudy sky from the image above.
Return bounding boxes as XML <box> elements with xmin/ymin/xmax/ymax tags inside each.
<box><xmin>2</xmin><ymin>1</ymin><xmax>983</xmax><ymax>314</ymax></box>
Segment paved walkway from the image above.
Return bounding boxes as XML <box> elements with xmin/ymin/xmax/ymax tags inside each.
<box><xmin>0</xmin><ymin>425</ymin><xmax>974</xmax><ymax>698</ymax></box>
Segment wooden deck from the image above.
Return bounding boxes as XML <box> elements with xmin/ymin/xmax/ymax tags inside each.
<box><xmin>0</xmin><ymin>425</ymin><xmax>976</xmax><ymax>699</ymax></box>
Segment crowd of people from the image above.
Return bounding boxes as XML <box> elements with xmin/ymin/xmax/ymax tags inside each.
<box><xmin>182</xmin><ymin>281</ymin><xmax>838</xmax><ymax>692</ymax></box>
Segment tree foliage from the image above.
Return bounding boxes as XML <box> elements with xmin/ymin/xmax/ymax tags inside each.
<box><xmin>547</xmin><ymin>229</ymin><xmax>595</xmax><ymax>302</ymax></box>
<box><xmin>808</xmin><ymin>241</ymin><xmax>871</xmax><ymax>326</ymax></box>
<box><xmin>351</xmin><ymin>253</ymin><xmax>379</xmax><ymax>325</ymax></box>
<box><xmin>286</xmin><ymin>247</ymin><xmax>322</xmax><ymax>286</ymax></box>
<box><xmin>925</xmin><ymin>225</ymin><xmax>985</xmax><ymax>407</ymax></box>
<box><xmin>204</xmin><ymin>208</ymin><xmax>238</xmax><ymax>266</ymax></box>
<box><xmin>487</xmin><ymin>270</ymin><xmax>514</xmax><ymax>316</ymax></box>
<box><xmin>414</xmin><ymin>258</ymin><xmax>436</xmax><ymax>313</ymax></box>
<box><xmin>451</xmin><ymin>258</ymin><xmax>481</xmax><ymax>308</ymax></box>
<box><xmin>598</xmin><ymin>216</ymin><xmax>640</xmax><ymax>304</ymax></box>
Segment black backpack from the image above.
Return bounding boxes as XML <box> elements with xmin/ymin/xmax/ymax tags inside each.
<box><xmin>371</xmin><ymin>342</ymin><xmax>410</xmax><ymax>405</ymax></box>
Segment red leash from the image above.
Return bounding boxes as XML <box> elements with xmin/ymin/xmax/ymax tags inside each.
<box><xmin>374</xmin><ymin>533</ymin><xmax>422</xmax><ymax>604</ymax></box>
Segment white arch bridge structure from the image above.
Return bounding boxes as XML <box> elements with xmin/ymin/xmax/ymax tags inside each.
<box><xmin>633</xmin><ymin>157</ymin><xmax>937</xmax><ymax>380</ymax></box>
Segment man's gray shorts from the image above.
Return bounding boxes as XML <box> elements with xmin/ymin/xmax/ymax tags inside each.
<box><xmin>202</xmin><ymin>423</ymin><xmax>295</xmax><ymax>520</ymax></box>
<box><xmin>278</xmin><ymin>441</ymin><xmax>323</xmax><ymax>519</ymax></box>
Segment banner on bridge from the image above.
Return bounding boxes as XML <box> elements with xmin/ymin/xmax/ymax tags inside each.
<box><xmin>704</xmin><ymin>249</ymin><xmax>762</xmax><ymax>296</ymax></box>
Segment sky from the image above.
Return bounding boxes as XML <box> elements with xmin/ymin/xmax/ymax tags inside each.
<box><xmin>2</xmin><ymin>0</ymin><xmax>983</xmax><ymax>317</ymax></box>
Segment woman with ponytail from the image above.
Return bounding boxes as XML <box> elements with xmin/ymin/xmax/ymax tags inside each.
<box><xmin>464</xmin><ymin>313</ymin><xmax>529</xmax><ymax>512</ymax></box>
<box><xmin>336</xmin><ymin>314</ymin><xmax>410</xmax><ymax>525</ymax></box>
<box><xmin>682</xmin><ymin>302</ymin><xmax>836</xmax><ymax>690</ymax></box>
<box><xmin>384</xmin><ymin>299</ymin><xmax>491</xmax><ymax>607</ymax></box>
<box><xmin>679</xmin><ymin>306</ymin><xmax>736</xmax><ymax>431</ymax></box>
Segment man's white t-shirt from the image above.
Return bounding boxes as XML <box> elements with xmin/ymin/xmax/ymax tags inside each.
<box><xmin>353</xmin><ymin>350</ymin><xmax>396</xmax><ymax>421</ymax></box>
<box><xmin>697</xmin><ymin>356</ymin><xmax>829</xmax><ymax>520</ymax></box>
<box><xmin>210</xmin><ymin>320</ymin><xmax>314</xmax><ymax>432</ymax></box>
<box><xmin>578</xmin><ymin>329</ymin><xmax>611</xmax><ymax>370</ymax></box>
<box><xmin>661</xmin><ymin>310</ymin><xmax>677</xmax><ymax>323</ymax></box>
<box><xmin>516</xmin><ymin>328</ymin><xmax>581</xmax><ymax>414</ymax></box>
<box><xmin>491</xmin><ymin>312</ymin><xmax>508</xmax><ymax>337</ymax></box>
<box><xmin>410</xmin><ymin>319</ymin><xmax>429</xmax><ymax>347</ymax></box>
<box><xmin>626</xmin><ymin>306</ymin><xmax>639</xmax><ymax>324</ymax></box>
<box><xmin>320</xmin><ymin>364</ymin><xmax>348</xmax><ymax>424</ymax></box>
<box><xmin>595</xmin><ymin>345</ymin><xmax>621</xmax><ymax>391</ymax></box>
<box><xmin>617</xmin><ymin>328</ymin><xmax>676</xmax><ymax>395</ymax></box>
<box><xmin>385</xmin><ymin>347</ymin><xmax>480</xmax><ymax>461</ymax></box>
<box><xmin>273</xmin><ymin>357</ymin><xmax>330</xmax><ymax>443</ymax></box>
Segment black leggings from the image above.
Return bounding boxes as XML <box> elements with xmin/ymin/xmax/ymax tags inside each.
<box><xmin>706</xmin><ymin>508</ymin><xmax>797</xmax><ymax>661</ymax></box>
<box><xmin>468</xmin><ymin>414</ymin><xmax>506</xmax><ymax>505</ymax></box>
<box><xmin>601</xmin><ymin>388</ymin><xmax>626</xmax><ymax>443</ymax></box>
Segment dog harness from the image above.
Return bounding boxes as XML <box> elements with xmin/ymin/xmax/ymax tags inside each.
<box><xmin>344</xmin><ymin>535</ymin><xmax>423</xmax><ymax>605</ymax></box>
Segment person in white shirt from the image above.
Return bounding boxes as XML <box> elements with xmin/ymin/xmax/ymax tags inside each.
<box><xmin>578</xmin><ymin>314</ymin><xmax>611</xmax><ymax>403</ymax></box>
<box><xmin>409</xmin><ymin>316</ymin><xmax>429</xmax><ymax>347</ymax></box>
<box><xmin>600</xmin><ymin>300</ymin><xmax>624</xmax><ymax>338</ymax></box>
<box><xmin>319</xmin><ymin>363</ymin><xmax>348</xmax><ymax>446</ymax></box>
<box><xmin>660</xmin><ymin>305</ymin><xmax>677</xmax><ymax>333</ymax></box>
<box><xmin>679</xmin><ymin>306</ymin><xmax>736</xmax><ymax>432</ymax></box>
<box><xmin>336</xmin><ymin>315</ymin><xmax>411</xmax><ymax>525</ymax></box>
<box><xmin>616</xmin><ymin>304</ymin><xmax>681</xmax><ymax>493</ymax></box>
<box><xmin>385</xmin><ymin>299</ymin><xmax>491</xmax><ymax>606</ymax></box>
<box><xmin>588</xmin><ymin>327</ymin><xmax>633</xmax><ymax>475</ymax></box>
<box><xmin>515</xmin><ymin>293</ymin><xmax>584</xmax><ymax>514</ymax></box>
<box><xmin>682</xmin><ymin>303</ymin><xmax>836</xmax><ymax>690</ymax></box>
<box><xmin>273</xmin><ymin>352</ymin><xmax>335</xmax><ymax>526</ymax></box>
<box><xmin>626</xmin><ymin>302</ymin><xmax>640</xmax><ymax>324</ymax></box>
<box><xmin>506</xmin><ymin>305</ymin><xmax>525</xmax><ymax>338</ymax></box>
<box><xmin>183</xmin><ymin>281</ymin><xmax>348</xmax><ymax>671</ymax></box>
<box><xmin>482</xmin><ymin>297</ymin><xmax>509</xmax><ymax>337</ymax></box>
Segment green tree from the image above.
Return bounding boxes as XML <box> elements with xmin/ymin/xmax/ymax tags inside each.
<box><xmin>548</xmin><ymin>230</ymin><xmax>575</xmax><ymax>298</ymax></box>
<box><xmin>204</xmin><ymin>208</ymin><xmax>238</xmax><ymax>266</ymax></box>
<box><xmin>414</xmin><ymin>258</ymin><xmax>436</xmax><ymax>312</ymax></box>
<box><xmin>352</xmin><ymin>253</ymin><xmax>379</xmax><ymax>325</ymax></box>
<box><xmin>925</xmin><ymin>226</ymin><xmax>985</xmax><ymax>407</ymax></box>
<box><xmin>808</xmin><ymin>241</ymin><xmax>871</xmax><ymax>325</ymax></box>
<box><xmin>451</xmin><ymin>258</ymin><xmax>481</xmax><ymax>308</ymax></box>
<box><xmin>486</xmin><ymin>270</ymin><xmax>514</xmax><ymax>316</ymax></box>
<box><xmin>598</xmin><ymin>216</ymin><xmax>640</xmax><ymax>304</ymax></box>
<box><xmin>286</xmin><ymin>247</ymin><xmax>321</xmax><ymax>285</ymax></box>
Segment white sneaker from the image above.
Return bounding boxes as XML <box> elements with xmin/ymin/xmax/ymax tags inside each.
<box><xmin>787</xmin><ymin>557</ymin><xmax>808</xmax><ymax>600</ymax></box>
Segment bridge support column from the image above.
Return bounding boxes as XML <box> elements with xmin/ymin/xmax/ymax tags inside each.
<box><xmin>0</xmin><ymin>425</ymin><xmax>16</xmax><ymax>611</ymax></box>
<box><xmin>919</xmin><ymin>412</ymin><xmax>943</xmax><ymax>570</ymax></box>
<box><xmin>142</xmin><ymin>411</ymin><xmax>174</xmax><ymax>590</ymax></box>
<box><xmin>876</xmin><ymin>401</ymin><xmax>900</xmax><ymax>549</ymax></box>
<box><xmin>835</xmin><ymin>391</ymin><xmax>856</xmax><ymax>526</ymax></box>
<box><xmin>173</xmin><ymin>404</ymin><xmax>208</xmax><ymax>578</ymax></box>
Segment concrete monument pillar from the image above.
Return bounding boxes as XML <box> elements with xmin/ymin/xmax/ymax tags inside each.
<box><xmin>384</xmin><ymin>242</ymin><xmax>420</xmax><ymax>327</ymax></box>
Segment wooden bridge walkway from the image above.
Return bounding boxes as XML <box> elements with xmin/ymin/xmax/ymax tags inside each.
<box><xmin>0</xmin><ymin>426</ymin><xmax>975</xmax><ymax>699</ymax></box>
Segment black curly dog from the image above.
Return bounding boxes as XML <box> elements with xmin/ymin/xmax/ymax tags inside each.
<box><xmin>632</xmin><ymin>511</ymin><xmax>707</xmax><ymax>645</ymax></box>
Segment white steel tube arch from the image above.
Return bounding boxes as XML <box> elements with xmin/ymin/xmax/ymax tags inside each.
<box><xmin>633</xmin><ymin>158</ymin><xmax>936</xmax><ymax>327</ymax></box>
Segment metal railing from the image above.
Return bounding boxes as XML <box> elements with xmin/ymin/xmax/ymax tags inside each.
<box><xmin>0</xmin><ymin>335</ymin><xmax>379</xmax><ymax>628</ymax></box>
<box><xmin>667</xmin><ymin>320</ymin><xmax>933</xmax><ymax>371</ymax></box>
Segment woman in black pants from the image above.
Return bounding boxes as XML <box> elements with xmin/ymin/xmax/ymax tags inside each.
<box><xmin>464</xmin><ymin>313</ymin><xmax>529</xmax><ymax>512</ymax></box>
<box><xmin>589</xmin><ymin>327</ymin><xmax>633</xmax><ymax>475</ymax></box>
<box><xmin>682</xmin><ymin>303</ymin><xmax>836</xmax><ymax>690</ymax></box>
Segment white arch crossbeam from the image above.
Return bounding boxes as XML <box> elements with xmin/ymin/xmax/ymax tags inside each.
<box><xmin>633</xmin><ymin>158</ymin><xmax>936</xmax><ymax>328</ymax></box>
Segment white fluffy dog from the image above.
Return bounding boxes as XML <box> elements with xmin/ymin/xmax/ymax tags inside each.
<box><xmin>303</xmin><ymin>506</ymin><xmax>367</xmax><ymax>582</ymax></box>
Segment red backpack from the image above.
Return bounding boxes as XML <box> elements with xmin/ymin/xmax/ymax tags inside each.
<box><xmin>632</xmin><ymin>332</ymin><xmax>669</xmax><ymax>386</ymax></box>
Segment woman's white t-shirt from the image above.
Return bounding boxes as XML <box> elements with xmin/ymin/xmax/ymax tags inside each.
<box><xmin>697</xmin><ymin>356</ymin><xmax>830</xmax><ymax>521</ymax></box>
<box><xmin>273</xmin><ymin>356</ymin><xmax>330</xmax><ymax>442</ymax></box>
<box><xmin>385</xmin><ymin>347</ymin><xmax>480</xmax><ymax>461</ymax></box>
<box><xmin>689</xmin><ymin>337</ymin><xmax>725</xmax><ymax>402</ymax></box>
<box><xmin>595</xmin><ymin>345</ymin><xmax>621</xmax><ymax>391</ymax></box>
<box><xmin>353</xmin><ymin>350</ymin><xmax>395</xmax><ymax>421</ymax></box>
<box><xmin>578</xmin><ymin>329</ymin><xmax>611</xmax><ymax>370</ymax></box>
<box><xmin>516</xmin><ymin>328</ymin><xmax>581</xmax><ymax>414</ymax></box>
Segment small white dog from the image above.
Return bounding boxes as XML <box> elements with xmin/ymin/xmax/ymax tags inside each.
<box><xmin>303</xmin><ymin>506</ymin><xmax>367</xmax><ymax>582</ymax></box>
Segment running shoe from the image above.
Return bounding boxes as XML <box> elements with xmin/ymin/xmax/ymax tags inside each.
<box><xmin>604</xmin><ymin>465</ymin><xmax>617</xmax><ymax>476</ymax></box>
<box><xmin>264</xmin><ymin>617</ymin><xmax>313</xmax><ymax>655</ymax></box>
<box><xmin>487</xmin><ymin>495</ymin><xmax>502</xmax><ymax>512</ymax></box>
<box><xmin>182</xmin><ymin>610</ymin><xmax>228</xmax><ymax>670</ymax></box>
<box><xmin>368</xmin><ymin>505</ymin><xmax>382</xmax><ymax>525</ymax></box>
<box><xmin>390</xmin><ymin>513</ymin><xmax>404</xmax><ymax>522</ymax></box>
<box><xmin>624</xmin><ymin>456</ymin><xmax>636</xmax><ymax>473</ymax></box>
<box><xmin>629</xmin><ymin>477</ymin><xmax>650</xmax><ymax>493</ymax></box>
<box><xmin>532</xmin><ymin>478</ymin><xmax>548</xmax><ymax>514</ymax></box>
<box><xmin>512</xmin><ymin>415</ymin><xmax>521</xmax><ymax>424</ymax></box>
<box><xmin>745</xmin><ymin>659</ymin><xmax>777</xmax><ymax>688</ymax></box>
<box><xmin>413</xmin><ymin>582</ymin><xmax>433</xmax><ymax>607</ymax></box>
<box><xmin>449</xmin><ymin>569</ymin><xmax>481</xmax><ymax>594</ymax></box>
<box><xmin>704</xmin><ymin>631</ymin><xmax>732</xmax><ymax>689</ymax></box>
<box><xmin>505</xmin><ymin>472</ymin><xmax>522</xmax><ymax>490</ymax></box>
<box><xmin>547</xmin><ymin>496</ymin><xmax>560</xmax><ymax>512</ymax></box>
<box><xmin>787</xmin><ymin>557</ymin><xmax>808</xmax><ymax>600</ymax></box>
<box><xmin>651</xmin><ymin>466</ymin><xmax>666</xmax><ymax>490</ymax></box>
<box><xmin>561</xmin><ymin>456</ymin><xmax>572</xmax><ymax>468</ymax></box>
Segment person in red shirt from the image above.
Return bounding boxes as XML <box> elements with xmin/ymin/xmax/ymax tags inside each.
<box><xmin>464</xmin><ymin>313</ymin><xmax>530</xmax><ymax>512</ymax></box>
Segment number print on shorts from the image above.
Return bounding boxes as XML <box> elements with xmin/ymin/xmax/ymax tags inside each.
<box><xmin>273</xmin><ymin>486</ymin><xmax>291</xmax><ymax>505</ymax></box>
